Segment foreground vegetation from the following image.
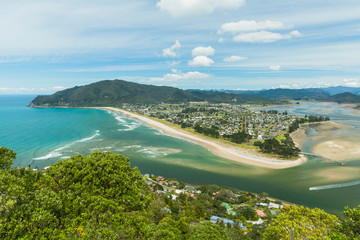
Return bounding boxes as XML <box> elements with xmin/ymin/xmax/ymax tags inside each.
<box><xmin>1</xmin><ymin>147</ymin><xmax>359</xmax><ymax>239</ymax></box>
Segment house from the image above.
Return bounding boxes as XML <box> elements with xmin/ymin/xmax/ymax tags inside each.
<box><xmin>168</xmin><ymin>181</ymin><xmax>179</xmax><ymax>187</ymax></box>
<box><xmin>247</xmin><ymin>218</ymin><xmax>264</xmax><ymax>225</ymax></box>
<box><xmin>256</xmin><ymin>210</ymin><xmax>266</xmax><ymax>217</ymax></box>
<box><xmin>184</xmin><ymin>185</ymin><xmax>196</xmax><ymax>193</ymax></box>
<box><xmin>210</xmin><ymin>216</ymin><xmax>247</xmax><ymax>230</ymax></box>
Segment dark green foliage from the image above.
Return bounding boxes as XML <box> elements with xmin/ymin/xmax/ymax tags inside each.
<box><xmin>30</xmin><ymin>80</ymin><xmax>200</xmax><ymax>107</ymax></box>
<box><xmin>0</xmin><ymin>147</ymin><xmax>16</xmax><ymax>170</ymax></box>
<box><xmin>189</xmin><ymin>222</ymin><xmax>229</xmax><ymax>240</ymax></box>
<box><xmin>29</xmin><ymin>79</ymin><xmax>282</xmax><ymax>107</ymax></box>
<box><xmin>288</xmin><ymin>115</ymin><xmax>330</xmax><ymax>133</ymax></box>
<box><xmin>0</xmin><ymin>150</ymin><xmax>150</xmax><ymax>239</ymax></box>
<box><xmin>328</xmin><ymin>92</ymin><xmax>360</xmax><ymax>103</ymax></box>
<box><xmin>255</xmin><ymin>134</ymin><xmax>300</xmax><ymax>158</ymax></box>
<box><xmin>340</xmin><ymin>205</ymin><xmax>360</xmax><ymax>239</ymax></box>
<box><xmin>255</xmin><ymin>88</ymin><xmax>330</xmax><ymax>101</ymax></box>
<box><xmin>1</xmin><ymin>147</ymin><xmax>359</xmax><ymax>239</ymax></box>
<box><xmin>237</xmin><ymin>206</ymin><xmax>258</xmax><ymax>221</ymax></box>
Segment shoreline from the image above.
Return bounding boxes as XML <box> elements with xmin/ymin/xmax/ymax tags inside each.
<box><xmin>100</xmin><ymin>107</ymin><xmax>307</xmax><ymax>169</ymax></box>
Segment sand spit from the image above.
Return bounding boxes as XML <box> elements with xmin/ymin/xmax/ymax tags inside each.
<box><xmin>100</xmin><ymin>107</ymin><xmax>307</xmax><ymax>169</ymax></box>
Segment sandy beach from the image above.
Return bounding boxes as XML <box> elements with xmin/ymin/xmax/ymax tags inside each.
<box><xmin>100</xmin><ymin>107</ymin><xmax>307</xmax><ymax>169</ymax></box>
<box><xmin>291</xmin><ymin>121</ymin><xmax>360</xmax><ymax>162</ymax></box>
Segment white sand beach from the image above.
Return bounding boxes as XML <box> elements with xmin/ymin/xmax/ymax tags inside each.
<box><xmin>100</xmin><ymin>107</ymin><xmax>307</xmax><ymax>169</ymax></box>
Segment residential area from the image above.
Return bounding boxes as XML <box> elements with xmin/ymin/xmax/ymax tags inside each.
<box><xmin>121</xmin><ymin>103</ymin><xmax>297</xmax><ymax>145</ymax></box>
<box><xmin>143</xmin><ymin>173</ymin><xmax>286</xmax><ymax>235</ymax></box>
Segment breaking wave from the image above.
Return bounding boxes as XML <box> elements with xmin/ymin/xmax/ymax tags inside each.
<box><xmin>33</xmin><ymin>130</ymin><xmax>100</xmax><ymax>160</ymax></box>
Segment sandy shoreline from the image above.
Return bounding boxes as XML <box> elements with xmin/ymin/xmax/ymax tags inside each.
<box><xmin>291</xmin><ymin>121</ymin><xmax>360</xmax><ymax>162</ymax></box>
<box><xmin>99</xmin><ymin>107</ymin><xmax>307</xmax><ymax>169</ymax></box>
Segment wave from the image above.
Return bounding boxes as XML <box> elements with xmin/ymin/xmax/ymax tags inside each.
<box><xmin>118</xmin><ymin>123</ymin><xmax>140</xmax><ymax>132</ymax></box>
<box><xmin>77</xmin><ymin>130</ymin><xmax>100</xmax><ymax>143</ymax></box>
<box><xmin>309</xmin><ymin>179</ymin><xmax>360</xmax><ymax>191</ymax></box>
<box><xmin>33</xmin><ymin>130</ymin><xmax>100</xmax><ymax>160</ymax></box>
<box><xmin>33</xmin><ymin>151</ymin><xmax>63</xmax><ymax>160</ymax></box>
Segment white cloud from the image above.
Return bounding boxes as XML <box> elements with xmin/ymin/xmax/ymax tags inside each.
<box><xmin>52</xmin><ymin>86</ymin><xmax>66</xmax><ymax>91</ymax></box>
<box><xmin>150</xmin><ymin>70</ymin><xmax>211</xmax><ymax>83</ymax></box>
<box><xmin>219</xmin><ymin>20</ymin><xmax>291</xmax><ymax>34</ymax></box>
<box><xmin>233</xmin><ymin>31</ymin><xmax>297</xmax><ymax>43</ymax></box>
<box><xmin>0</xmin><ymin>86</ymin><xmax>66</xmax><ymax>94</ymax></box>
<box><xmin>189</xmin><ymin>56</ymin><xmax>215</xmax><ymax>67</ymax></box>
<box><xmin>269</xmin><ymin>65</ymin><xmax>281</xmax><ymax>71</ymax></box>
<box><xmin>162</xmin><ymin>40</ymin><xmax>181</xmax><ymax>57</ymax></box>
<box><xmin>343</xmin><ymin>79</ymin><xmax>360</xmax><ymax>87</ymax></box>
<box><xmin>290</xmin><ymin>30</ymin><xmax>302</xmax><ymax>37</ymax></box>
<box><xmin>167</xmin><ymin>61</ymin><xmax>181</xmax><ymax>67</ymax></box>
<box><xmin>192</xmin><ymin>46</ymin><xmax>215</xmax><ymax>57</ymax></box>
<box><xmin>156</xmin><ymin>0</ymin><xmax>245</xmax><ymax>17</ymax></box>
<box><xmin>223</xmin><ymin>56</ymin><xmax>248</xmax><ymax>62</ymax></box>
<box><xmin>218</xmin><ymin>38</ymin><xmax>224</xmax><ymax>43</ymax></box>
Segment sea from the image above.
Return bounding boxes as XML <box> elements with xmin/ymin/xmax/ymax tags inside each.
<box><xmin>1</xmin><ymin>95</ymin><xmax>360</xmax><ymax>214</ymax></box>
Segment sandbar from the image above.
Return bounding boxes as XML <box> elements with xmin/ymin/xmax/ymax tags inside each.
<box><xmin>291</xmin><ymin>121</ymin><xmax>360</xmax><ymax>162</ymax></box>
<box><xmin>100</xmin><ymin>107</ymin><xmax>307</xmax><ymax>169</ymax></box>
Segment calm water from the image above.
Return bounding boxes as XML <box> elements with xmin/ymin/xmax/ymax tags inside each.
<box><xmin>1</xmin><ymin>96</ymin><xmax>359</xmax><ymax>214</ymax></box>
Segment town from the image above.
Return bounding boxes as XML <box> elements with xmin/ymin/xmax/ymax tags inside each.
<box><xmin>121</xmin><ymin>103</ymin><xmax>296</xmax><ymax>144</ymax></box>
<box><xmin>143</xmin><ymin>172</ymin><xmax>286</xmax><ymax>236</ymax></box>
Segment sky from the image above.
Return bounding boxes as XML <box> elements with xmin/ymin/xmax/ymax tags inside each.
<box><xmin>0</xmin><ymin>0</ymin><xmax>360</xmax><ymax>94</ymax></box>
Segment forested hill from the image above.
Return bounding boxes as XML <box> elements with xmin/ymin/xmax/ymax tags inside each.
<box><xmin>328</xmin><ymin>92</ymin><xmax>360</xmax><ymax>103</ymax></box>
<box><xmin>29</xmin><ymin>80</ymin><xmax>279</xmax><ymax>107</ymax></box>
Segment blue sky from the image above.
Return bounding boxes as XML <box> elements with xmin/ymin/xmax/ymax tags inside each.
<box><xmin>0</xmin><ymin>0</ymin><xmax>360</xmax><ymax>94</ymax></box>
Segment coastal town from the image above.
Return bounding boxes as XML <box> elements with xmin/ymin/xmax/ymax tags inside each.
<box><xmin>143</xmin><ymin>173</ymin><xmax>286</xmax><ymax>235</ymax></box>
<box><xmin>120</xmin><ymin>103</ymin><xmax>297</xmax><ymax>145</ymax></box>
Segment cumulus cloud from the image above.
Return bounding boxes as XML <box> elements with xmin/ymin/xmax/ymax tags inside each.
<box><xmin>189</xmin><ymin>56</ymin><xmax>215</xmax><ymax>67</ymax></box>
<box><xmin>223</xmin><ymin>56</ymin><xmax>248</xmax><ymax>62</ymax></box>
<box><xmin>219</xmin><ymin>20</ymin><xmax>291</xmax><ymax>34</ymax></box>
<box><xmin>269</xmin><ymin>65</ymin><xmax>281</xmax><ymax>71</ymax></box>
<box><xmin>218</xmin><ymin>37</ymin><xmax>224</xmax><ymax>43</ymax></box>
<box><xmin>219</xmin><ymin>20</ymin><xmax>301</xmax><ymax>43</ymax></box>
<box><xmin>150</xmin><ymin>70</ymin><xmax>211</xmax><ymax>83</ymax></box>
<box><xmin>233</xmin><ymin>31</ymin><xmax>299</xmax><ymax>43</ymax></box>
<box><xmin>162</xmin><ymin>40</ymin><xmax>181</xmax><ymax>57</ymax></box>
<box><xmin>192</xmin><ymin>46</ymin><xmax>215</xmax><ymax>57</ymax></box>
<box><xmin>156</xmin><ymin>0</ymin><xmax>245</xmax><ymax>17</ymax></box>
<box><xmin>52</xmin><ymin>86</ymin><xmax>66</xmax><ymax>91</ymax></box>
<box><xmin>290</xmin><ymin>30</ymin><xmax>302</xmax><ymax>37</ymax></box>
<box><xmin>343</xmin><ymin>78</ymin><xmax>360</xmax><ymax>87</ymax></box>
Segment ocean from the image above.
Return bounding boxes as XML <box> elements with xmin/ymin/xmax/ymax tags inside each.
<box><xmin>1</xmin><ymin>95</ymin><xmax>360</xmax><ymax>214</ymax></box>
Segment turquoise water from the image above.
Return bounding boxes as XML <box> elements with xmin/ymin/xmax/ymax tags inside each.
<box><xmin>1</xmin><ymin>96</ymin><xmax>360</xmax><ymax>214</ymax></box>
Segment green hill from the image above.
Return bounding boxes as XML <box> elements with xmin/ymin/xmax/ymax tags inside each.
<box><xmin>328</xmin><ymin>92</ymin><xmax>360</xmax><ymax>103</ymax></box>
<box><xmin>29</xmin><ymin>80</ymin><xmax>280</xmax><ymax>107</ymax></box>
<box><xmin>30</xmin><ymin>80</ymin><xmax>201</xmax><ymax>107</ymax></box>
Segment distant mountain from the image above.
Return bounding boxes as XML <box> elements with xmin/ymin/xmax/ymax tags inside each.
<box><xmin>320</xmin><ymin>86</ymin><xmax>360</xmax><ymax>95</ymax></box>
<box><xmin>29</xmin><ymin>80</ymin><xmax>280</xmax><ymax>107</ymax></box>
<box><xmin>256</xmin><ymin>88</ymin><xmax>330</xmax><ymax>100</ymax></box>
<box><xmin>328</xmin><ymin>92</ymin><xmax>360</xmax><ymax>103</ymax></box>
<box><xmin>222</xmin><ymin>86</ymin><xmax>360</xmax><ymax>101</ymax></box>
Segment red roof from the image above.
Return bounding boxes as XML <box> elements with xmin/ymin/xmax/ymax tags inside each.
<box><xmin>256</xmin><ymin>210</ymin><xmax>266</xmax><ymax>217</ymax></box>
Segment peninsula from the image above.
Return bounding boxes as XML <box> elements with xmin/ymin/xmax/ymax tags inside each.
<box><xmin>100</xmin><ymin>107</ymin><xmax>307</xmax><ymax>169</ymax></box>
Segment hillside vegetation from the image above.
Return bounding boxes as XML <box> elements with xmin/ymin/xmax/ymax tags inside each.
<box><xmin>29</xmin><ymin>80</ymin><xmax>279</xmax><ymax>107</ymax></box>
<box><xmin>1</xmin><ymin>147</ymin><xmax>359</xmax><ymax>239</ymax></box>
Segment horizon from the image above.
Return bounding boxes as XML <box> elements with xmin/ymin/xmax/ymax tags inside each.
<box><xmin>0</xmin><ymin>0</ymin><xmax>359</xmax><ymax>94</ymax></box>
<box><xmin>0</xmin><ymin>79</ymin><xmax>359</xmax><ymax>96</ymax></box>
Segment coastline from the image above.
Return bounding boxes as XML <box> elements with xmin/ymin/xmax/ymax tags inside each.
<box><xmin>100</xmin><ymin>107</ymin><xmax>307</xmax><ymax>169</ymax></box>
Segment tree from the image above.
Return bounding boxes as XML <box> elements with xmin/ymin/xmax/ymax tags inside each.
<box><xmin>341</xmin><ymin>205</ymin><xmax>360</xmax><ymax>238</ymax></box>
<box><xmin>189</xmin><ymin>222</ymin><xmax>229</xmax><ymax>240</ymax></box>
<box><xmin>263</xmin><ymin>205</ymin><xmax>339</xmax><ymax>240</ymax></box>
<box><xmin>0</xmin><ymin>147</ymin><xmax>16</xmax><ymax>170</ymax></box>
